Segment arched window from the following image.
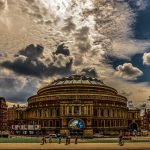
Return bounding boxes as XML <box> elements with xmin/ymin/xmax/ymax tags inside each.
<box><xmin>39</xmin><ymin>110</ymin><xmax>42</xmax><ymax>117</ymax></box>
<box><xmin>130</xmin><ymin>123</ymin><xmax>138</xmax><ymax>131</ymax></box>
<box><xmin>108</xmin><ymin>120</ymin><xmax>110</xmax><ymax>127</ymax></box>
<box><xmin>107</xmin><ymin>110</ymin><xmax>110</xmax><ymax>117</ymax></box>
<box><xmin>101</xmin><ymin>120</ymin><xmax>104</xmax><ymax>127</ymax></box>
<box><xmin>94</xmin><ymin>109</ymin><xmax>98</xmax><ymax>116</ymax></box>
<box><xmin>94</xmin><ymin>120</ymin><xmax>98</xmax><ymax>127</ymax></box>
<box><xmin>113</xmin><ymin>110</ymin><xmax>115</xmax><ymax>117</ymax></box>
<box><xmin>56</xmin><ymin>108</ymin><xmax>60</xmax><ymax>116</ymax></box>
<box><xmin>132</xmin><ymin>113</ymin><xmax>135</xmax><ymax>119</ymax></box>
<box><xmin>74</xmin><ymin>106</ymin><xmax>79</xmax><ymax>115</ymax></box>
<box><xmin>49</xmin><ymin>121</ymin><xmax>53</xmax><ymax>127</ymax></box>
<box><xmin>81</xmin><ymin>106</ymin><xmax>84</xmax><ymax>115</ymax></box>
<box><xmin>44</xmin><ymin>109</ymin><xmax>47</xmax><ymax>117</ymax></box>
<box><xmin>44</xmin><ymin>121</ymin><xmax>48</xmax><ymax>127</ymax></box>
<box><xmin>101</xmin><ymin>109</ymin><xmax>104</xmax><ymax>117</ymax></box>
<box><xmin>69</xmin><ymin>106</ymin><xmax>72</xmax><ymax>114</ymax></box>
<box><xmin>56</xmin><ymin>120</ymin><xmax>60</xmax><ymax>127</ymax></box>
<box><xmin>49</xmin><ymin>109</ymin><xmax>53</xmax><ymax>116</ymax></box>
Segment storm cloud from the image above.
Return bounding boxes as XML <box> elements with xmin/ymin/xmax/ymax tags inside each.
<box><xmin>1</xmin><ymin>44</ymin><xmax>73</xmax><ymax>78</ymax></box>
<box><xmin>54</xmin><ymin>43</ymin><xmax>70</xmax><ymax>56</ymax></box>
<box><xmin>0</xmin><ymin>68</ymin><xmax>38</xmax><ymax>103</ymax></box>
<box><xmin>81</xmin><ymin>67</ymin><xmax>97</xmax><ymax>78</ymax></box>
<box><xmin>0</xmin><ymin>0</ymin><xmax>150</xmax><ymax>105</ymax></box>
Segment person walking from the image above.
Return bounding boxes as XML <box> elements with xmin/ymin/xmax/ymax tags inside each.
<box><xmin>45</xmin><ymin>136</ymin><xmax>47</xmax><ymax>144</ymax></box>
<box><xmin>49</xmin><ymin>136</ymin><xmax>52</xmax><ymax>143</ymax></box>
<box><xmin>75</xmin><ymin>136</ymin><xmax>78</xmax><ymax>144</ymax></box>
<box><xmin>68</xmin><ymin>135</ymin><xmax>71</xmax><ymax>144</ymax></box>
<box><xmin>65</xmin><ymin>135</ymin><xmax>68</xmax><ymax>145</ymax></box>
<box><xmin>118</xmin><ymin>133</ymin><xmax>124</xmax><ymax>146</ymax></box>
<box><xmin>41</xmin><ymin>136</ymin><xmax>45</xmax><ymax>145</ymax></box>
<box><xmin>58</xmin><ymin>136</ymin><xmax>62</xmax><ymax>144</ymax></box>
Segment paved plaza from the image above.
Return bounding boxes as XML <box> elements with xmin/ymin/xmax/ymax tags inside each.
<box><xmin>0</xmin><ymin>143</ymin><xmax>150</xmax><ymax>150</ymax></box>
<box><xmin>0</xmin><ymin>136</ymin><xmax>150</xmax><ymax>150</ymax></box>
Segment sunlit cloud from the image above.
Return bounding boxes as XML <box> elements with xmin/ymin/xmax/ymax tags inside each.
<box><xmin>0</xmin><ymin>0</ymin><xmax>150</xmax><ymax>105</ymax></box>
<box><xmin>143</xmin><ymin>52</ymin><xmax>150</xmax><ymax>65</ymax></box>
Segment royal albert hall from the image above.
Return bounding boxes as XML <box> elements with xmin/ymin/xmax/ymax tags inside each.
<box><xmin>27</xmin><ymin>74</ymin><xmax>131</xmax><ymax>136</ymax></box>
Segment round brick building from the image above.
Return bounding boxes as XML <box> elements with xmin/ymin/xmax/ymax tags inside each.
<box><xmin>27</xmin><ymin>74</ymin><xmax>129</xmax><ymax>136</ymax></box>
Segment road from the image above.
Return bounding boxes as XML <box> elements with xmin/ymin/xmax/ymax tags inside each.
<box><xmin>0</xmin><ymin>143</ymin><xmax>150</xmax><ymax>150</ymax></box>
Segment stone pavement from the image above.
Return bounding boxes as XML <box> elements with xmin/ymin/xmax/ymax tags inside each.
<box><xmin>0</xmin><ymin>143</ymin><xmax>150</xmax><ymax>150</ymax></box>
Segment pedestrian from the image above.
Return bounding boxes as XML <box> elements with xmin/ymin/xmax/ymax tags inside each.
<box><xmin>65</xmin><ymin>135</ymin><xmax>68</xmax><ymax>145</ymax></box>
<box><xmin>45</xmin><ymin>136</ymin><xmax>47</xmax><ymax>144</ymax></box>
<box><xmin>58</xmin><ymin>136</ymin><xmax>62</xmax><ymax>144</ymax></box>
<box><xmin>41</xmin><ymin>136</ymin><xmax>45</xmax><ymax>145</ymax></box>
<box><xmin>49</xmin><ymin>136</ymin><xmax>52</xmax><ymax>143</ymax></box>
<box><xmin>75</xmin><ymin>136</ymin><xmax>78</xmax><ymax>144</ymax></box>
<box><xmin>118</xmin><ymin>133</ymin><xmax>124</xmax><ymax>146</ymax></box>
<box><xmin>68</xmin><ymin>135</ymin><xmax>71</xmax><ymax>144</ymax></box>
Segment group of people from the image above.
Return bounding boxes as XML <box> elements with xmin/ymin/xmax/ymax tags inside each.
<box><xmin>65</xmin><ymin>135</ymin><xmax>71</xmax><ymax>145</ymax></box>
<box><xmin>41</xmin><ymin>133</ymin><xmax>125</xmax><ymax>146</ymax></box>
<box><xmin>65</xmin><ymin>135</ymin><xmax>78</xmax><ymax>145</ymax></box>
<box><xmin>41</xmin><ymin>136</ymin><xmax>53</xmax><ymax>145</ymax></box>
<box><xmin>41</xmin><ymin>135</ymin><xmax>78</xmax><ymax>145</ymax></box>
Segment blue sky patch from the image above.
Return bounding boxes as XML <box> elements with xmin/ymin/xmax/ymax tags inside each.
<box><xmin>129</xmin><ymin>1</ymin><xmax>150</xmax><ymax>40</ymax></box>
<box><xmin>107</xmin><ymin>53</ymin><xmax>150</xmax><ymax>83</ymax></box>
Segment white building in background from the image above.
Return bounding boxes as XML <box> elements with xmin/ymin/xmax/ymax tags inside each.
<box><xmin>12</xmin><ymin>125</ymin><xmax>41</xmax><ymax>135</ymax></box>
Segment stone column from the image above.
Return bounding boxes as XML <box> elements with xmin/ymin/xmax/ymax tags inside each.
<box><xmin>36</xmin><ymin>110</ymin><xmax>38</xmax><ymax>118</ymax></box>
<box><xmin>84</xmin><ymin>105</ymin><xmax>87</xmax><ymax>115</ymax></box>
<box><xmin>60</xmin><ymin>105</ymin><xmax>63</xmax><ymax>115</ymax></box>
<box><xmin>72</xmin><ymin>105</ymin><xmax>74</xmax><ymax>115</ymax></box>
<box><xmin>91</xmin><ymin>105</ymin><xmax>93</xmax><ymax>115</ymax></box>
<box><xmin>104</xmin><ymin>109</ymin><xmax>107</xmax><ymax>117</ymax></box>
<box><xmin>63</xmin><ymin>105</ymin><xmax>65</xmax><ymax>115</ymax></box>
<box><xmin>110</xmin><ymin>109</ymin><xmax>113</xmax><ymax>118</ymax></box>
<box><xmin>67</xmin><ymin>105</ymin><xmax>69</xmax><ymax>115</ymax></box>
<box><xmin>104</xmin><ymin>120</ymin><xmax>105</xmax><ymax>127</ymax></box>
<box><xmin>46</xmin><ymin>109</ymin><xmax>48</xmax><ymax>117</ymax></box>
<box><xmin>87</xmin><ymin>105</ymin><xmax>88</xmax><ymax>115</ymax></box>
<box><xmin>116</xmin><ymin>110</ymin><xmax>117</xmax><ymax>118</ymax></box>
<box><xmin>79</xmin><ymin>106</ymin><xmax>81</xmax><ymax>115</ymax></box>
<box><xmin>135</xmin><ymin>113</ymin><xmax>137</xmax><ymax>119</ymax></box>
<box><xmin>53</xmin><ymin>108</ymin><xmax>56</xmax><ymax>117</ymax></box>
<box><xmin>65</xmin><ymin>105</ymin><xmax>67</xmax><ymax>115</ymax></box>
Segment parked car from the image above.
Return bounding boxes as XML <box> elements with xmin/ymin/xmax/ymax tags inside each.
<box><xmin>93</xmin><ymin>133</ymin><xmax>104</xmax><ymax>138</ymax></box>
<box><xmin>48</xmin><ymin>134</ymin><xmax>57</xmax><ymax>138</ymax></box>
<box><xmin>141</xmin><ymin>130</ymin><xmax>148</xmax><ymax>136</ymax></box>
<box><xmin>0</xmin><ymin>131</ymin><xmax>9</xmax><ymax>138</ymax></box>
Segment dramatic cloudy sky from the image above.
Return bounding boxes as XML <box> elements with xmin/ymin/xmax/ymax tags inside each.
<box><xmin>0</xmin><ymin>0</ymin><xmax>150</xmax><ymax>107</ymax></box>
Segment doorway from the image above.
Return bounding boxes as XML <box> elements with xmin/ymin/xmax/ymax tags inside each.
<box><xmin>130</xmin><ymin>122</ymin><xmax>138</xmax><ymax>131</ymax></box>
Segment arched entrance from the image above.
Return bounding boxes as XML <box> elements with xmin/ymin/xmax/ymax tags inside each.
<box><xmin>129</xmin><ymin>122</ymin><xmax>138</xmax><ymax>131</ymax></box>
<box><xmin>69</xmin><ymin>119</ymin><xmax>85</xmax><ymax>136</ymax></box>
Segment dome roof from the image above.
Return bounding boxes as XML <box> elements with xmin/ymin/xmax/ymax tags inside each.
<box><xmin>51</xmin><ymin>74</ymin><xmax>104</xmax><ymax>85</ymax></box>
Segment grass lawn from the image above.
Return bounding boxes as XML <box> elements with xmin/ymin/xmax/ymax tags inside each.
<box><xmin>0</xmin><ymin>137</ymin><xmax>150</xmax><ymax>143</ymax></box>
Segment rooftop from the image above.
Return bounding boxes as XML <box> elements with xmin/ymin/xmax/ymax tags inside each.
<box><xmin>51</xmin><ymin>74</ymin><xmax>104</xmax><ymax>86</ymax></box>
